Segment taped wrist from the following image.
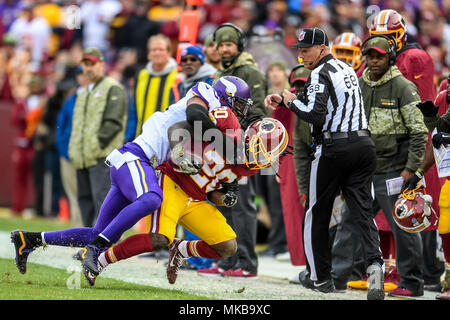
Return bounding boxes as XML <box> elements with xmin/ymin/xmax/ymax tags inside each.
<box><xmin>416</xmin><ymin>168</ymin><xmax>425</xmax><ymax>177</ymax></box>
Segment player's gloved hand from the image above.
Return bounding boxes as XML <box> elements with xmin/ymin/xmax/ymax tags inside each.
<box><xmin>401</xmin><ymin>170</ymin><xmax>424</xmax><ymax>192</ymax></box>
<box><xmin>416</xmin><ymin>100</ymin><xmax>439</xmax><ymax>117</ymax></box>
<box><xmin>432</xmin><ymin>132</ymin><xmax>450</xmax><ymax>149</ymax></box>
<box><xmin>171</xmin><ymin>144</ymin><xmax>203</xmax><ymax>175</ymax></box>
<box><xmin>222</xmin><ymin>192</ymin><xmax>238</xmax><ymax>207</ymax></box>
<box><xmin>220</xmin><ymin>181</ymin><xmax>239</xmax><ymax>207</ymax></box>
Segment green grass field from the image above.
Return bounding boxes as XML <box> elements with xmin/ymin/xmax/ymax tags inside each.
<box><xmin>0</xmin><ymin>215</ymin><xmax>212</xmax><ymax>300</ymax></box>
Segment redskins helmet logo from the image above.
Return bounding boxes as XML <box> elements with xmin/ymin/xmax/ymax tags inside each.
<box><xmin>259</xmin><ymin>120</ymin><xmax>275</xmax><ymax>134</ymax></box>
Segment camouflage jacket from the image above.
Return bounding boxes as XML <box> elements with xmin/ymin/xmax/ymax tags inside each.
<box><xmin>215</xmin><ymin>52</ymin><xmax>267</xmax><ymax>129</ymax></box>
<box><xmin>359</xmin><ymin>66</ymin><xmax>428</xmax><ymax>173</ymax></box>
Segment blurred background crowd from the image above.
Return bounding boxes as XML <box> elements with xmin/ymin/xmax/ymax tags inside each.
<box><xmin>0</xmin><ymin>0</ymin><xmax>449</xmax><ymax>231</ymax></box>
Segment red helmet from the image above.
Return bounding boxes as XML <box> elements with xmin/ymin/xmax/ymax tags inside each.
<box><xmin>369</xmin><ymin>9</ymin><xmax>406</xmax><ymax>51</ymax></box>
<box><xmin>243</xmin><ymin>118</ymin><xmax>288</xmax><ymax>170</ymax></box>
<box><xmin>393</xmin><ymin>188</ymin><xmax>435</xmax><ymax>233</ymax></box>
<box><xmin>331</xmin><ymin>32</ymin><xmax>362</xmax><ymax>70</ymax></box>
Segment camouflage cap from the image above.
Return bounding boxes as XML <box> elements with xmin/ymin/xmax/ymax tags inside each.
<box><xmin>214</xmin><ymin>26</ymin><xmax>240</xmax><ymax>47</ymax></box>
<box><xmin>289</xmin><ymin>65</ymin><xmax>311</xmax><ymax>86</ymax></box>
<box><xmin>82</xmin><ymin>47</ymin><xmax>104</xmax><ymax>63</ymax></box>
<box><xmin>363</xmin><ymin>37</ymin><xmax>390</xmax><ymax>55</ymax></box>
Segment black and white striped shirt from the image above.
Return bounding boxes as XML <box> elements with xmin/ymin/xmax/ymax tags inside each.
<box><xmin>289</xmin><ymin>54</ymin><xmax>368</xmax><ymax>139</ymax></box>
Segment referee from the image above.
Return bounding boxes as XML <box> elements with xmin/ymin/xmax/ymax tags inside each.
<box><xmin>265</xmin><ymin>27</ymin><xmax>384</xmax><ymax>300</ymax></box>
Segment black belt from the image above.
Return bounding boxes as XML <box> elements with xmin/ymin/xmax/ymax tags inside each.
<box><xmin>314</xmin><ymin>130</ymin><xmax>370</xmax><ymax>145</ymax></box>
<box><xmin>329</xmin><ymin>130</ymin><xmax>370</xmax><ymax>140</ymax></box>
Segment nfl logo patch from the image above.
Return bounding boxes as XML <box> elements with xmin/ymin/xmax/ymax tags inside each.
<box><xmin>298</xmin><ymin>31</ymin><xmax>306</xmax><ymax>41</ymax></box>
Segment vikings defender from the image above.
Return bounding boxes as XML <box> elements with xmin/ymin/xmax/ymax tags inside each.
<box><xmin>11</xmin><ymin>77</ymin><xmax>252</xmax><ymax>276</ymax></box>
<box><xmin>87</xmin><ymin>117</ymin><xmax>289</xmax><ymax>286</ymax></box>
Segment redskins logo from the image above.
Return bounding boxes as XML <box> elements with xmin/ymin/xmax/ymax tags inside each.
<box><xmin>259</xmin><ymin>120</ymin><xmax>275</xmax><ymax>134</ymax></box>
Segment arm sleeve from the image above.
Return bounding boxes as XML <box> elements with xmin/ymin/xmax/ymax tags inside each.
<box><xmin>424</xmin><ymin>108</ymin><xmax>450</xmax><ymax>133</ymax></box>
<box><xmin>98</xmin><ymin>85</ymin><xmax>127</xmax><ymax>149</ymax></box>
<box><xmin>288</xmin><ymin>70</ymin><xmax>330</xmax><ymax>127</ymax></box>
<box><xmin>186</xmin><ymin>103</ymin><xmax>218</xmax><ymax>132</ymax></box>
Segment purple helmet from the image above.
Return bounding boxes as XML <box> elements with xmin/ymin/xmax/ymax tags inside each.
<box><xmin>213</xmin><ymin>76</ymin><xmax>253</xmax><ymax>120</ymax></box>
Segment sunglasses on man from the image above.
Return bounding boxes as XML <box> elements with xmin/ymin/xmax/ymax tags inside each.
<box><xmin>181</xmin><ymin>56</ymin><xmax>200</xmax><ymax>63</ymax></box>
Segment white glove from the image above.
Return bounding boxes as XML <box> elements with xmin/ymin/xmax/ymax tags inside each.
<box><xmin>171</xmin><ymin>144</ymin><xmax>203</xmax><ymax>175</ymax></box>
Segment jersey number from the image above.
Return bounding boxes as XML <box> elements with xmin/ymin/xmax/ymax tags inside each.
<box><xmin>212</xmin><ymin>107</ymin><xmax>229</xmax><ymax>119</ymax></box>
<box><xmin>344</xmin><ymin>74</ymin><xmax>358</xmax><ymax>89</ymax></box>
<box><xmin>191</xmin><ymin>150</ymin><xmax>237</xmax><ymax>192</ymax></box>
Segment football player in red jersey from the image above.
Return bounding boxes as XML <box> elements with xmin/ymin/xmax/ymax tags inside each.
<box><xmin>89</xmin><ymin>116</ymin><xmax>288</xmax><ymax>285</ymax></box>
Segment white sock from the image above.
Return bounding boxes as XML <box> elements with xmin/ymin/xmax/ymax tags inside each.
<box><xmin>177</xmin><ymin>240</ymin><xmax>189</xmax><ymax>258</ymax></box>
<box><xmin>98</xmin><ymin>252</ymin><xmax>108</xmax><ymax>269</ymax></box>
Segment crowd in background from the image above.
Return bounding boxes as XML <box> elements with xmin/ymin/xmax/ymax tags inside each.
<box><xmin>1</xmin><ymin>0</ymin><xmax>449</xmax><ymax>267</ymax></box>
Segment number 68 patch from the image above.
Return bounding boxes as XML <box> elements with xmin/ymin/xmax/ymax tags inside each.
<box><xmin>307</xmin><ymin>83</ymin><xmax>325</xmax><ymax>95</ymax></box>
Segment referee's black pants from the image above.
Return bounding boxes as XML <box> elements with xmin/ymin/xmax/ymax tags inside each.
<box><xmin>304</xmin><ymin>135</ymin><xmax>383</xmax><ymax>282</ymax></box>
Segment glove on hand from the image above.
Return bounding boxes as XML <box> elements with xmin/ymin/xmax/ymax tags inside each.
<box><xmin>401</xmin><ymin>171</ymin><xmax>423</xmax><ymax>193</ymax></box>
<box><xmin>171</xmin><ymin>144</ymin><xmax>203</xmax><ymax>175</ymax></box>
<box><xmin>416</xmin><ymin>100</ymin><xmax>439</xmax><ymax>117</ymax></box>
<box><xmin>432</xmin><ymin>132</ymin><xmax>450</xmax><ymax>149</ymax></box>
<box><xmin>222</xmin><ymin>191</ymin><xmax>238</xmax><ymax>207</ymax></box>
<box><xmin>220</xmin><ymin>181</ymin><xmax>239</xmax><ymax>207</ymax></box>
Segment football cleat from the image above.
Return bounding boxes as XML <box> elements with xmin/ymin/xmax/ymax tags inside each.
<box><xmin>388</xmin><ymin>286</ymin><xmax>423</xmax><ymax>298</ymax></box>
<box><xmin>76</xmin><ymin>245</ymin><xmax>104</xmax><ymax>284</ymax></box>
<box><xmin>197</xmin><ymin>265</ymin><xmax>225</xmax><ymax>277</ymax></box>
<box><xmin>10</xmin><ymin>230</ymin><xmax>42</xmax><ymax>274</ymax></box>
<box><xmin>221</xmin><ymin>268</ymin><xmax>258</xmax><ymax>279</ymax></box>
<box><xmin>167</xmin><ymin>238</ymin><xmax>183</xmax><ymax>284</ymax></box>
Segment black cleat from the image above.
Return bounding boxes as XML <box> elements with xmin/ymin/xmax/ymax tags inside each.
<box><xmin>76</xmin><ymin>245</ymin><xmax>104</xmax><ymax>285</ymax></box>
<box><xmin>10</xmin><ymin>230</ymin><xmax>42</xmax><ymax>274</ymax></box>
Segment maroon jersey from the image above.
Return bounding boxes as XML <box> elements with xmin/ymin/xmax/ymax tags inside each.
<box><xmin>395</xmin><ymin>46</ymin><xmax>436</xmax><ymax>102</ymax></box>
<box><xmin>158</xmin><ymin>106</ymin><xmax>257</xmax><ymax>200</ymax></box>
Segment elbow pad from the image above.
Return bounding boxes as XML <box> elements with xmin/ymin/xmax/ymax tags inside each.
<box><xmin>186</xmin><ymin>103</ymin><xmax>217</xmax><ymax>132</ymax></box>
